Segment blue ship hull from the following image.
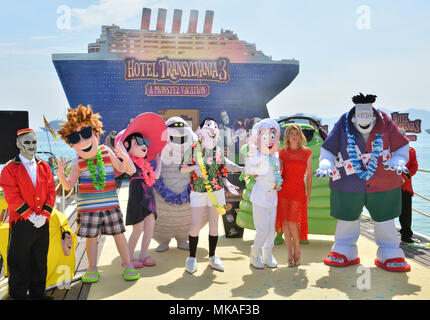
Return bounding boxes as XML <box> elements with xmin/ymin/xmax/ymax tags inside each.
<box><xmin>53</xmin><ymin>59</ymin><xmax>299</xmax><ymax>138</ymax></box>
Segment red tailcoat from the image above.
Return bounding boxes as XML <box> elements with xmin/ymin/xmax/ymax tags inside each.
<box><xmin>0</xmin><ymin>156</ymin><xmax>56</xmax><ymax>226</ymax></box>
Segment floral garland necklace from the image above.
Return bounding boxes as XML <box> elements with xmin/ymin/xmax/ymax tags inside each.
<box><xmin>153</xmin><ymin>176</ymin><xmax>191</xmax><ymax>205</ymax></box>
<box><xmin>130</xmin><ymin>155</ymin><xmax>156</xmax><ymax>187</ymax></box>
<box><xmin>195</xmin><ymin>141</ymin><xmax>226</xmax><ymax>215</ymax></box>
<box><xmin>152</xmin><ymin>157</ymin><xmax>190</xmax><ymax>205</ymax></box>
<box><xmin>268</xmin><ymin>153</ymin><xmax>283</xmax><ymax>191</ymax></box>
<box><xmin>345</xmin><ymin>112</ymin><xmax>383</xmax><ymax>181</ymax></box>
<box><xmin>86</xmin><ymin>146</ymin><xmax>106</xmax><ymax>191</ymax></box>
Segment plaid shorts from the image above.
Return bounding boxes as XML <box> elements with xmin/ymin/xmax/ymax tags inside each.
<box><xmin>76</xmin><ymin>208</ymin><xmax>126</xmax><ymax>238</ymax></box>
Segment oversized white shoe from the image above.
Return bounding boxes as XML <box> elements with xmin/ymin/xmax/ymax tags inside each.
<box><xmin>185</xmin><ymin>257</ymin><xmax>198</xmax><ymax>274</ymax></box>
<box><xmin>262</xmin><ymin>248</ymin><xmax>278</xmax><ymax>268</ymax></box>
<box><xmin>156</xmin><ymin>243</ymin><xmax>169</xmax><ymax>252</ymax></box>
<box><xmin>250</xmin><ymin>246</ymin><xmax>265</xmax><ymax>269</ymax></box>
<box><xmin>177</xmin><ymin>241</ymin><xmax>189</xmax><ymax>250</ymax></box>
<box><xmin>209</xmin><ymin>255</ymin><xmax>224</xmax><ymax>272</ymax></box>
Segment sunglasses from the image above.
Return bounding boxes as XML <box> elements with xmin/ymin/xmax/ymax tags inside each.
<box><xmin>66</xmin><ymin>126</ymin><xmax>93</xmax><ymax>144</ymax></box>
<box><xmin>132</xmin><ymin>135</ymin><xmax>151</xmax><ymax>147</ymax></box>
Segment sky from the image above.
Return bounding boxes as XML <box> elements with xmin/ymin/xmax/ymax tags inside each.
<box><xmin>0</xmin><ymin>0</ymin><xmax>429</xmax><ymax>129</ymax></box>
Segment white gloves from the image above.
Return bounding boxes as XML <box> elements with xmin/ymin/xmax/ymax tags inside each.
<box><xmin>383</xmin><ymin>144</ymin><xmax>409</xmax><ymax>175</ymax></box>
<box><xmin>315</xmin><ymin>159</ymin><xmax>335</xmax><ymax>178</ymax></box>
<box><xmin>384</xmin><ymin>158</ymin><xmax>409</xmax><ymax>175</ymax></box>
<box><xmin>28</xmin><ymin>213</ymin><xmax>47</xmax><ymax>228</ymax></box>
<box><xmin>315</xmin><ymin>143</ymin><xmax>409</xmax><ymax>179</ymax></box>
<box><xmin>315</xmin><ymin>147</ymin><xmax>336</xmax><ymax>179</ymax></box>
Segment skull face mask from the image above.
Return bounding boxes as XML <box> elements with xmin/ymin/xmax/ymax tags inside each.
<box><xmin>352</xmin><ymin>104</ymin><xmax>376</xmax><ymax>136</ymax></box>
<box><xmin>16</xmin><ymin>132</ymin><xmax>38</xmax><ymax>160</ymax></box>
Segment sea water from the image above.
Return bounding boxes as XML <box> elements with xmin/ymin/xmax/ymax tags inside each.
<box><xmin>408</xmin><ymin>132</ymin><xmax>430</xmax><ymax>238</ymax></box>
<box><xmin>1</xmin><ymin>130</ymin><xmax>430</xmax><ymax>237</ymax></box>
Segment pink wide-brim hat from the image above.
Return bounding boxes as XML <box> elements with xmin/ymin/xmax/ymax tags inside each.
<box><xmin>115</xmin><ymin>112</ymin><xmax>168</xmax><ymax>162</ymax></box>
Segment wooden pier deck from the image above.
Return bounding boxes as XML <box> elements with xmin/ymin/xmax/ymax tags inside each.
<box><xmin>2</xmin><ymin>185</ymin><xmax>430</xmax><ymax>300</ymax></box>
<box><xmin>360</xmin><ymin>216</ymin><xmax>430</xmax><ymax>270</ymax></box>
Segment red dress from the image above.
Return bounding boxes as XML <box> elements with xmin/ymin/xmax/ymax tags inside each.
<box><xmin>276</xmin><ymin>147</ymin><xmax>312</xmax><ymax>241</ymax></box>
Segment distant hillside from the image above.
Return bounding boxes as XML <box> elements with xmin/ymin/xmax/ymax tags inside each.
<box><xmin>403</xmin><ymin>109</ymin><xmax>430</xmax><ymax>130</ymax></box>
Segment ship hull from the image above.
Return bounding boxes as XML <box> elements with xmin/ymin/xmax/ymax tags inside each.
<box><xmin>53</xmin><ymin>59</ymin><xmax>299</xmax><ymax>138</ymax></box>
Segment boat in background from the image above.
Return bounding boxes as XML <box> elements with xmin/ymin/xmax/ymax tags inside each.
<box><xmin>52</xmin><ymin>8</ymin><xmax>299</xmax><ymax>140</ymax></box>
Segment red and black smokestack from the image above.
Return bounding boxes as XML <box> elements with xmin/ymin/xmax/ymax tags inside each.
<box><xmin>141</xmin><ymin>8</ymin><xmax>151</xmax><ymax>30</ymax></box>
<box><xmin>188</xmin><ymin>9</ymin><xmax>198</xmax><ymax>33</ymax></box>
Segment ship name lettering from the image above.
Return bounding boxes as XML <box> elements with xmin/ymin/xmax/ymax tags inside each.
<box><xmin>217</xmin><ymin>58</ymin><xmax>228</xmax><ymax>81</ymax></box>
<box><xmin>391</xmin><ymin>112</ymin><xmax>422</xmax><ymax>133</ymax></box>
<box><xmin>126</xmin><ymin>59</ymin><xmax>158</xmax><ymax>78</ymax></box>
<box><xmin>125</xmin><ymin>57</ymin><xmax>230</xmax><ymax>82</ymax></box>
<box><xmin>145</xmin><ymin>83</ymin><xmax>208</xmax><ymax>96</ymax></box>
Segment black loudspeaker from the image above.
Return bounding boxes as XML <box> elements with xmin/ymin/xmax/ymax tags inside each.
<box><xmin>0</xmin><ymin>111</ymin><xmax>29</xmax><ymax>164</ymax></box>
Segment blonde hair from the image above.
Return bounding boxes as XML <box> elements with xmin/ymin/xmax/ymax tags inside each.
<box><xmin>283</xmin><ymin>124</ymin><xmax>308</xmax><ymax>149</ymax></box>
<box><xmin>57</xmin><ymin>104</ymin><xmax>104</xmax><ymax>143</ymax></box>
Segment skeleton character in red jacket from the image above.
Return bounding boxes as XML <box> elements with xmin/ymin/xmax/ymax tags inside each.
<box><xmin>0</xmin><ymin>128</ymin><xmax>56</xmax><ymax>300</ymax></box>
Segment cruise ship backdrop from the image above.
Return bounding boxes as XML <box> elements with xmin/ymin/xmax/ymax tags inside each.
<box><xmin>52</xmin><ymin>8</ymin><xmax>299</xmax><ymax>138</ymax></box>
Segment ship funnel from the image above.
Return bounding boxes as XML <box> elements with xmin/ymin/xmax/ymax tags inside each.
<box><xmin>187</xmin><ymin>9</ymin><xmax>198</xmax><ymax>33</ymax></box>
<box><xmin>141</xmin><ymin>8</ymin><xmax>151</xmax><ymax>30</ymax></box>
<box><xmin>172</xmin><ymin>9</ymin><xmax>182</xmax><ymax>33</ymax></box>
<box><xmin>203</xmin><ymin>10</ymin><xmax>214</xmax><ymax>34</ymax></box>
<box><xmin>156</xmin><ymin>8</ymin><xmax>167</xmax><ymax>32</ymax></box>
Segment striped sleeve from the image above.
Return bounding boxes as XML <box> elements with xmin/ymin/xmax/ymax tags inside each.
<box><xmin>16</xmin><ymin>202</ymin><xmax>32</xmax><ymax>217</ymax></box>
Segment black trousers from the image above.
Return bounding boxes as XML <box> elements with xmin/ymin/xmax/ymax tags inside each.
<box><xmin>7</xmin><ymin>219</ymin><xmax>49</xmax><ymax>299</ymax></box>
<box><xmin>399</xmin><ymin>190</ymin><xmax>413</xmax><ymax>240</ymax></box>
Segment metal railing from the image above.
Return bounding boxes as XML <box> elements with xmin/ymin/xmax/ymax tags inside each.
<box><xmin>412</xmin><ymin>169</ymin><xmax>430</xmax><ymax>219</ymax></box>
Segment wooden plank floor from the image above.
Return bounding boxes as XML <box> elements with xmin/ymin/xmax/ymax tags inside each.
<box><xmin>359</xmin><ymin>215</ymin><xmax>430</xmax><ymax>269</ymax></box>
<box><xmin>2</xmin><ymin>210</ymin><xmax>430</xmax><ymax>300</ymax></box>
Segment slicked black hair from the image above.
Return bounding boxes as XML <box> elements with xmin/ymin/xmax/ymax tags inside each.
<box><xmin>123</xmin><ymin>132</ymin><xmax>143</xmax><ymax>151</ymax></box>
<box><xmin>352</xmin><ymin>93</ymin><xmax>377</xmax><ymax>104</ymax></box>
<box><xmin>199</xmin><ymin>117</ymin><xmax>218</xmax><ymax>129</ymax></box>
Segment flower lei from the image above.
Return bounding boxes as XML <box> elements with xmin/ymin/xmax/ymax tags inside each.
<box><xmin>195</xmin><ymin>141</ymin><xmax>226</xmax><ymax>215</ymax></box>
<box><xmin>268</xmin><ymin>153</ymin><xmax>283</xmax><ymax>191</ymax></box>
<box><xmin>152</xmin><ymin>160</ymin><xmax>191</xmax><ymax>205</ymax></box>
<box><xmin>345</xmin><ymin>112</ymin><xmax>383</xmax><ymax>181</ymax></box>
<box><xmin>130</xmin><ymin>155</ymin><xmax>156</xmax><ymax>187</ymax></box>
<box><xmin>86</xmin><ymin>146</ymin><xmax>106</xmax><ymax>191</ymax></box>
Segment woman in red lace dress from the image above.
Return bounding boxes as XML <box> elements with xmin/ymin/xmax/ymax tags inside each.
<box><xmin>276</xmin><ymin>124</ymin><xmax>312</xmax><ymax>267</ymax></box>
